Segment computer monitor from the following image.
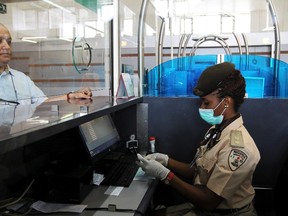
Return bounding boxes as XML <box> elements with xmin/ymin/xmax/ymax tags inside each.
<box><xmin>78</xmin><ymin>114</ymin><xmax>121</xmax><ymax>165</ymax></box>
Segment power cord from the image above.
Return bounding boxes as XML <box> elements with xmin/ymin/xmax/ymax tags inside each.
<box><xmin>2</xmin><ymin>207</ymin><xmax>32</xmax><ymax>216</ymax></box>
<box><xmin>0</xmin><ymin>179</ymin><xmax>35</xmax><ymax>216</ymax></box>
<box><xmin>0</xmin><ymin>179</ymin><xmax>35</xmax><ymax>210</ymax></box>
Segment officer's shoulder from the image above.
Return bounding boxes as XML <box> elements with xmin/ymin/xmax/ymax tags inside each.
<box><xmin>230</xmin><ymin>130</ymin><xmax>244</xmax><ymax>148</ymax></box>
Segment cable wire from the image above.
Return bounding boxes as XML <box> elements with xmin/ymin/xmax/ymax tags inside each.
<box><xmin>0</xmin><ymin>179</ymin><xmax>35</xmax><ymax>209</ymax></box>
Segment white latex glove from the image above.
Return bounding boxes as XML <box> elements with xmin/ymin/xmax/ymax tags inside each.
<box><xmin>137</xmin><ymin>153</ymin><xmax>170</xmax><ymax>180</ymax></box>
<box><xmin>145</xmin><ymin>153</ymin><xmax>169</xmax><ymax>167</ymax></box>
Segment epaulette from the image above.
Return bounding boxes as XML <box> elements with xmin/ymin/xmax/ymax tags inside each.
<box><xmin>230</xmin><ymin>130</ymin><xmax>244</xmax><ymax>148</ymax></box>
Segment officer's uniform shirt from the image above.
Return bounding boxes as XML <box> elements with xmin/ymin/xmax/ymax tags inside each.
<box><xmin>0</xmin><ymin>66</ymin><xmax>47</xmax><ymax>105</ymax></box>
<box><xmin>193</xmin><ymin>115</ymin><xmax>260</xmax><ymax>209</ymax></box>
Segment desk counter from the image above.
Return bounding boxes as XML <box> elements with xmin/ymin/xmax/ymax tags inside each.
<box><xmin>0</xmin><ymin>96</ymin><xmax>143</xmax><ymax>155</ymax></box>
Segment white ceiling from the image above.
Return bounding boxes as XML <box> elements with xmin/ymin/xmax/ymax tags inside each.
<box><xmin>0</xmin><ymin>0</ymin><xmax>272</xmax><ymax>42</ymax></box>
<box><xmin>152</xmin><ymin>0</ymin><xmax>268</xmax><ymax>18</ymax></box>
<box><xmin>1</xmin><ymin>0</ymin><xmax>268</xmax><ymax>17</ymax></box>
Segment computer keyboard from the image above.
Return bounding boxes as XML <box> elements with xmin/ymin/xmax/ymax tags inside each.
<box><xmin>101</xmin><ymin>154</ymin><xmax>139</xmax><ymax>187</ymax></box>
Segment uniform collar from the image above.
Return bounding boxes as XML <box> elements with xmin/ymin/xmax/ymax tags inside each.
<box><xmin>221</xmin><ymin>114</ymin><xmax>243</xmax><ymax>138</ymax></box>
<box><xmin>201</xmin><ymin>114</ymin><xmax>242</xmax><ymax>150</ymax></box>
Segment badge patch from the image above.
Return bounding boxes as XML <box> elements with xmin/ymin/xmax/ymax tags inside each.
<box><xmin>228</xmin><ymin>149</ymin><xmax>248</xmax><ymax>171</ymax></box>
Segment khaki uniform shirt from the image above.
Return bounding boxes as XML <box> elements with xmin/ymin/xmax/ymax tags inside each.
<box><xmin>194</xmin><ymin>116</ymin><xmax>261</xmax><ymax>209</ymax></box>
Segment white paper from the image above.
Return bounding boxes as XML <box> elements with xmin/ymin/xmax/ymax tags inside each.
<box><xmin>31</xmin><ymin>200</ymin><xmax>87</xmax><ymax>213</ymax></box>
<box><xmin>93</xmin><ymin>173</ymin><xmax>105</xmax><ymax>185</ymax></box>
<box><xmin>104</xmin><ymin>186</ymin><xmax>124</xmax><ymax>196</ymax></box>
<box><xmin>116</xmin><ymin>73</ymin><xmax>135</xmax><ymax>98</ymax></box>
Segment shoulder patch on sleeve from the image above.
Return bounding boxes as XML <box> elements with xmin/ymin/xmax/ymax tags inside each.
<box><xmin>228</xmin><ymin>149</ymin><xmax>248</xmax><ymax>171</ymax></box>
<box><xmin>230</xmin><ymin>130</ymin><xmax>244</xmax><ymax>148</ymax></box>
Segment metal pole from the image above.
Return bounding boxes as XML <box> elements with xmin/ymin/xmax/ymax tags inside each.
<box><xmin>267</xmin><ymin>0</ymin><xmax>281</xmax><ymax>96</ymax></box>
<box><xmin>177</xmin><ymin>34</ymin><xmax>186</xmax><ymax>58</ymax></box>
<box><xmin>158</xmin><ymin>18</ymin><xmax>165</xmax><ymax>65</ymax></box>
<box><xmin>232</xmin><ymin>32</ymin><xmax>242</xmax><ymax>55</ymax></box>
<box><xmin>241</xmin><ymin>33</ymin><xmax>249</xmax><ymax>70</ymax></box>
<box><xmin>267</xmin><ymin>0</ymin><xmax>280</xmax><ymax>60</ymax></box>
<box><xmin>182</xmin><ymin>33</ymin><xmax>192</xmax><ymax>57</ymax></box>
<box><xmin>137</xmin><ymin>0</ymin><xmax>148</xmax><ymax>97</ymax></box>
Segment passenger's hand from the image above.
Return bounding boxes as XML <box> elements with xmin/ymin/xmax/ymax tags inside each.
<box><xmin>67</xmin><ymin>98</ymin><xmax>92</xmax><ymax>106</ymax></box>
<box><xmin>137</xmin><ymin>154</ymin><xmax>170</xmax><ymax>180</ymax></box>
<box><xmin>145</xmin><ymin>153</ymin><xmax>169</xmax><ymax>167</ymax></box>
<box><xmin>70</xmin><ymin>87</ymin><xmax>93</xmax><ymax>99</ymax></box>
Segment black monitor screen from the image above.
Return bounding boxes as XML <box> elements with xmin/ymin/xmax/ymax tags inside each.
<box><xmin>78</xmin><ymin>115</ymin><xmax>121</xmax><ymax>164</ymax></box>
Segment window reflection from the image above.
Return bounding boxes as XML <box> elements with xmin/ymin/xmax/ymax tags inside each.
<box><xmin>1</xmin><ymin>0</ymin><xmax>113</xmax><ymax>98</ymax></box>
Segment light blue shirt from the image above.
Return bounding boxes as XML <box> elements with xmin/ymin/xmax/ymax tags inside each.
<box><xmin>0</xmin><ymin>104</ymin><xmax>37</xmax><ymax>126</ymax></box>
<box><xmin>0</xmin><ymin>67</ymin><xmax>47</xmax><ymax>105</ymax></box>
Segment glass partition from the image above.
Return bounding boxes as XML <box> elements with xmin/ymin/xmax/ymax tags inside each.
<box><xmin>1</xmin><ymin>0</ymin><xmax>287</xmax><ymax>101</ymax></box>
<box><xmin>118</xmin><ymin>0</ymin><xmax>139</xmax><ymax>96</ymax></box>
<box><xmin>118</xmin><ymin>0</ymin><xmax>163</xmax><ymax>96</ymax></box>
<box><xmin>145</xmin><ymin>55</ymin><xmax>288</xmax><ymax>99</ymax></box>
<box><xmin>1</xmin><ymin>0</ymin><xmax>113</xmax><ymax>100</ymax></box>
<box><xmin>143</xmin><ymin>0</ymin><xmax>287</xmax><ymax>99</ymax></box>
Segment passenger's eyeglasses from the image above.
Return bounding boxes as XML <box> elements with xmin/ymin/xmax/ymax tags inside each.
<box><xmin>0</xmin><ymin>37</ymin><xmax>12</xmax><ymax>45</ymax></box>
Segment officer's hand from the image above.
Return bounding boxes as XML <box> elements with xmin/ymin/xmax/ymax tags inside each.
<box><xmin>145</xmin><ymin>153</ymin><xmax>169</xmax><ymax>167</ymax></box>
<box><xmin>137</xmin><ymin>154</ymin><xmax>170</xmax><ymax>180</ymax></box>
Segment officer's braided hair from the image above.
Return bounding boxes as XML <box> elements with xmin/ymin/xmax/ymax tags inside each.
<box><xmin>217</xmin><ymin>69</ymin><xmax>246</xmax><ymax>112</ymax></box>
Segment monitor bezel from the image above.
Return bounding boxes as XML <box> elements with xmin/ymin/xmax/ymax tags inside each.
<box><xmin>78</xmin><ymin>114</ymin><xmax>122</xmax><ymax>165</ymax></box>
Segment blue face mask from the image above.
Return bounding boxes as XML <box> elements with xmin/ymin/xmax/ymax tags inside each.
<box><xmin>199</xmin><ymin>99</ymin><xmax>226</xmax><ymax>125</ymax></box>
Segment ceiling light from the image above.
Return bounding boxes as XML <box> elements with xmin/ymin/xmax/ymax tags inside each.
<box><xmin>262</xmin><ymin>26</ymin><xmax>275</xmax><ymax>31</ymax></box>
<box><xmin>21</xmin><ymin>36</ymin><xmax>47</xmax><ymax>43</ymax></box>
<box><xmin>42</xmin><ymin>0</ymin><xmax>73</xmax><ymax>13</ymax></box>
<box><xmin>22</xmin><ymin>36</ymin><xmax>47</xmax><ymax>40</ymax></box>
<box><xmin>59</xmin><ymin>37</ymin><xmax>73</xmax><ymax>42</ymax></box>
<box><xmin>21</xmin><ymin>39</ymin><xmax>37</xmax><ymax>43</ymax></box>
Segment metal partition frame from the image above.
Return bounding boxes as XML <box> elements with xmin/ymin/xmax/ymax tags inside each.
<box><xmin>137</xmin><ymin>0</ymin><xmax>148</xmax><ymax>97</ymax></box>
<box><xmin>267</xmin><ymin>0</ymin><xmax>281</xmax><ymax>96</ymax></box>
<box><xmin>158</xmin><ymin>17</ymin><xmax>166</xmax><ymax>66</ymax></box>
<box><xmin>189</xmin><ymin>35</ymin><xmax>231</xmax><ymax>56</ymax></box>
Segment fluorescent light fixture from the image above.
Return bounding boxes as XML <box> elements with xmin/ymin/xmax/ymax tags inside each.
<box><xmin>22</xmin><ymin>36</ymin><xmax>47</xmax><ymax>40</ymax></box>
<box><xmin>42</xmin><ymin>0</ymin><xmax>72</xmax><ymax>13</ymax></box>
<box><xmin>21</xmin><ymin>36</ymin><xmax>47</xmax><ymax>43</ymax></box>
<box><xmin>59</xmin><ymin>37</ymin><xmax>73</xmax><ymax>42</ymax></box>
<box><xmin>21</xmin><ymin>39</ymin><xmax>37</xmax><ymax>43</ymax></box>
<box><xmin>262</xmin><ymin>37</ymin><xmax>271</xmax><ymax>44</ymax></box>
<box><xmin>85</xmin><ymin>24</ymin><xmax>104</xmax><ymax>34</ymax></box>
<box><xmin>262</xmin><ymin>26</ymin><xmax>275</xmax><ymax>31</ymax></box>
<box><xmin>121</xmin><ymin>40</ymin><xmax>127</xmax><ymax>47</ymax></box>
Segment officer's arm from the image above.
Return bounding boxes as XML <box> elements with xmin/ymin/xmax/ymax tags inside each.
<box><xmin>167</xmin><ymin>158</ymin><xmax>197</xmax><ymax>179</ymax></box>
